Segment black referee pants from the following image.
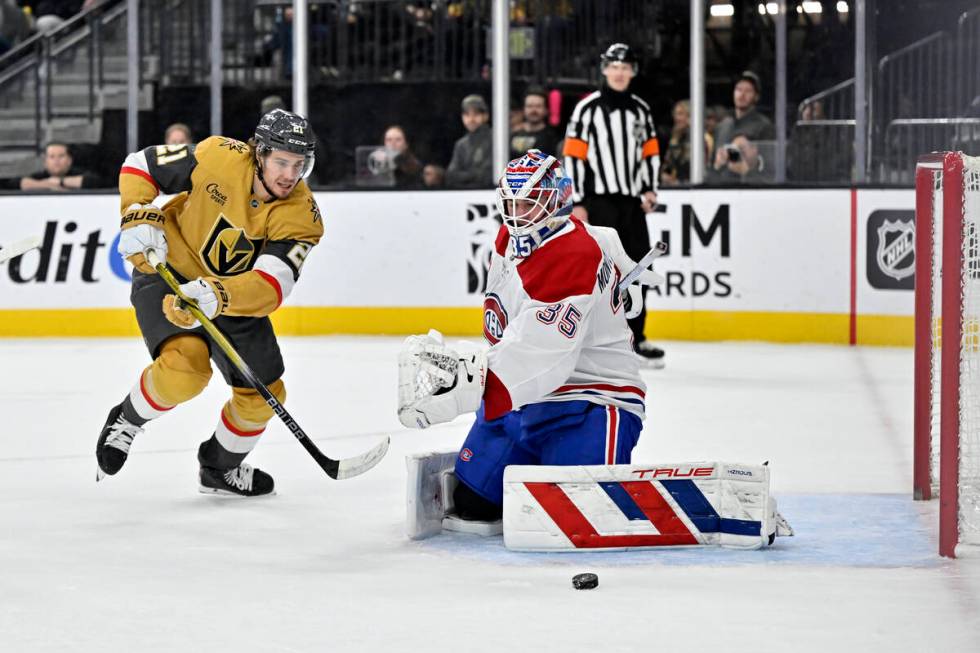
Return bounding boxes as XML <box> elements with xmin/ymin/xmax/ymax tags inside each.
<box><xmin>581</xmin><ymin>194</ymin><xmax>652</xmax><ymax>346</ymax></box>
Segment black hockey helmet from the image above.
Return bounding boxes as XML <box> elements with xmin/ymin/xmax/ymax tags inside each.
<box><xmin>600</xmin><ymin>43</ymin><xmax>638</xmax><ymax>74</ymax></box>
<box><xmin>253</xmin><ymin>108</ymin><xmax>316</xmax><ymax>178</ymax></box>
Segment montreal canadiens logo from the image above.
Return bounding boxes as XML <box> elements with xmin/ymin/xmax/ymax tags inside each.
<box><xmin>460</xmin><ymin>448</ymin><xmax>474</xmax><ymax>462</ymax></box>
<box><xmin>483</xmin><ymin>293</ymin><xmax>508</xmax><ymax>344</ymax></box>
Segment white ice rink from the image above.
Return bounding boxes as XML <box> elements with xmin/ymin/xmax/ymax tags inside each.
<box><xmin>1</xmin><ymin>337</ymin><xmax>978</xmax><ymax>652</ymax></box>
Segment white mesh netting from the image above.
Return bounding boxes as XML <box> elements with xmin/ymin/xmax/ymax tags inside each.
<box><xmin>960</xmin><ymin>155</ymin><xmax>980</xmax><ymax>546</ymax></box>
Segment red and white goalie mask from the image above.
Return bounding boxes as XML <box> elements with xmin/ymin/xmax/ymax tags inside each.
<box><xmin>495</xmin><ymin>150</ymin><xmax>573</xmax><ymax>257</ymax></box>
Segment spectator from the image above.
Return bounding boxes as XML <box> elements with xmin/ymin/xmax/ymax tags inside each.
<box><xmin>509</xmin><ymin>86</ymin><xmax>561</xmax><ymax>159</ymax></box>
<box><xmin>164</xmin><ymin>122</ymin><xmax>193</xmax><ymax>146</ymax></box>
<box><xmin>260</xmin><ymin>94</ymin><xmax>286</xmax><ymax>115</ymax></box>
<box><xmin>705</xmin><ymin>105</ymin><xmax>727</xmax><ymax>138</ymax></box>
<box><xmin>446</xmin><ymin>94</ymin><xmax>493</xmax><ymax>189</ymax></box>
<box><xmin>422</xmin><ymin>163</ymin><xmax>445</xmax><ymax>189</ymax></box>
<box><xmin>710</xmin><ymin>134</ymin><xmax>769</xmax><ymax>184</ymax></box>
<box><xmin>0</xmin><ymin>0</ymin><xmax>31</xmax><ymax>54</ymax></box>
<box><xmin>19</xmin><ymin>142</ymin><xmax>101</xmax><ymax>191</ymax></box>
<box><xmin>711</xmin><ymin>71</ymin><xmax>774</xmax><ymax>175</ymax></box>
<box><xmin>660</xmin><ymin>99</ymin><xmax>713</xmax><ymax>186</ymax></box>
<box><xmin>382</xmin><ymin>124</ymin><xmax>423</xmax><ymax>188</ymax></box>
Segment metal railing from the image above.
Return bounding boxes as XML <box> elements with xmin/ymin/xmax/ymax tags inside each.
<box><xmin>797</xmin><ymin>78</ymin><xmax>855</xmax><ymax>121</ymax></box>
<box><xmin>879</xmin><ymin>118</ymin><xmax>980</xmax><ymax>185</ymax></box>
<box><xmin>142</xmin><ymin>0</ymin><xmax>653</xmax><ymax>87</ymax></box>
<box><xmin>0</xmin><ymin>0</ymin><xmax>141</xmax><ymax>155</ymax></box>
<box><xmin>957</xmin><ymin>7</ymin><xmax>980</xmax><ymax>115</ymax></box>
<box><xmin>877</xmin><ymin>31</ymin><xmax>953</xmax><ymax>121</ymax></box>
<box><xmin>787</xmin><ymin>120</ymin><xmax>855</xmax><ymax>183</ymax></box>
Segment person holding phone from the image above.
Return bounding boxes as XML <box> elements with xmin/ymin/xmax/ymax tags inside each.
<box><xmin>710</xmin><ymin>71</ymin><xmax>774</xmax><ymax>183</ymax></box>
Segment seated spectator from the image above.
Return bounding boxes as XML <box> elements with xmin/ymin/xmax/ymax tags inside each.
<box><xmin>706</xmin><ymin>104</ymin><xmax>727</xmax><ymax>137</ymax></box>
<box><xmin>660</xmin><ymin>99</ymin><xmax>713</xmax><ymax>186</ymax></box>
<box><xmin>509</xmin><ymin>86</ymin><xmax>561</xmax><ymax>159</ymax></box>
<box><xmin>0</xmin><ymin>0</ymin><xmax>31</xmax><ymax>55</ymax></box>
<box><xmin>164</xmin><ymin>122</ymin><xmax>193</xmax><ymax>146</ymax></box>
<box><xmin>711</xmin><ymin>71</ymin><xmax>774</xmax><ymax>175</ymax></box>
<box><xmin>18</xmin><ymin>142</ymin><xmax>101</xmax><ymax>191</ymax></box>
<box><xmin>446</xmin><ymin>94</ymin><xmax>492</xmax><ymax>189</ymax></box>
<box><xmin>382</xmin><ymin>124</ymin><xmax>423</xmax><ymax>188</ymax></box>
<box><xmin>422</xmin><ymin>163</ymin><xmax>445</xmax><ymax>189</ymax></box>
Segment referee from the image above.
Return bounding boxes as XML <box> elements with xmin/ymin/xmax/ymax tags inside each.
<box><xmin>563</xmin><ymin>43</ymin><xmax>664</xmax><ymax>368</ymax></box>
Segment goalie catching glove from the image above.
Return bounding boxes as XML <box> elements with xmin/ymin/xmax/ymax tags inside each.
<box><xmin>398</xmin><ymin>330</ymin><xmax>487</xmax><ymax>429</ymax></box>
<box><xmin>118</xmin><ymin>204</ymin><xmax>168</xmax><ymax>274</ymax></box>
<box><xmin>162</xmin><ymin>277</ymin><xmax>230</xmax><ymax>328</ymax></box>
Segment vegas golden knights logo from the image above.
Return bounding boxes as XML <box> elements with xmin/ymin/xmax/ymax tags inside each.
<box><xmin>200</xmin><ymin>215</ymin><xmax>263</xmax><ymax>276</ymax></box>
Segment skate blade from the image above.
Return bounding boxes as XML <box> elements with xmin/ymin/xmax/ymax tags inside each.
<box><xmin>197</xmin><ymin>485</ymin><xmax>277</xmax><ymax>498</ymax></box>
<box><xmin>96</xmin><ymin>466</ymin><xmax>106</xmax><ymax>482</ymax></box>
<box><xmin>636</xmin><ymin>356</ymin><xmax>666</xmax><ymax>370</ymax></box>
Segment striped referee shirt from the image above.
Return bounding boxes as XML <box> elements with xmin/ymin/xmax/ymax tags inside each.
<box><xmin>562</xmin><ymin>88</ymin><xmax>660</xmax><ymax>203</ymax></box>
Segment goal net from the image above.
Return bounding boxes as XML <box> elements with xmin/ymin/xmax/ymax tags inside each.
<box><xmin>914</xmin><ymin>151</ymin><xmax>980</xmax><ymax>558</ymax></box>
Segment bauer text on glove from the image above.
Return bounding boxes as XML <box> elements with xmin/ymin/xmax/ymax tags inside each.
<box><xmin>118</xmin><ymin>204</ymin><xmax>167</xmax><ymax>274</ymax></box>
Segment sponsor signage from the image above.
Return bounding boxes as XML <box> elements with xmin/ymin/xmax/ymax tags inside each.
<box><xmin>0</xmin><ymin>189</ymin><xmax>916</xmax><ymax>324</ymax></box>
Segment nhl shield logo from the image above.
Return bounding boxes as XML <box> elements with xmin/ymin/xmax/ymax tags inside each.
<box><xmin>876</xmin><ymin>218</ymin><xmax>915</xmax><ymax>281</ymax></box>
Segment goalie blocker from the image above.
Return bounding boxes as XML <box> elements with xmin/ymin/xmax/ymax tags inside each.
<box><xmin>407</xmin><ymin>453</ymin><xmax>792</xmax><ymax>550</ymax></box>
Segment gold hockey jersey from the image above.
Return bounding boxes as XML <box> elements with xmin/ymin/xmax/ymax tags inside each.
<box><xmin>119</xmin><ymin>136</ymin><xmax>323</xmax><ymax>316</ymax></box>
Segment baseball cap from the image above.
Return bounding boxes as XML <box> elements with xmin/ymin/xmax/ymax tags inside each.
<box><xmin>737</xmin><ymin>71</ymin><xmax>762</xmax><ymax>95</ymax></box>
<box><xmin>461</xmin><ymin>94</ymin><xmax>489</xmax><ymax>113</ymax></box>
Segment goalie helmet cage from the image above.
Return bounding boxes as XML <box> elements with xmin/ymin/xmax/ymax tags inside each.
<box><xmin>913</xmin><ymin>151</ymin><xmax>980</xmax><ymax>558</ymax></box>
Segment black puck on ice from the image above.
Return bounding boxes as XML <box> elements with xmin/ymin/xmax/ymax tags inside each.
<box><xmin>572</xmin><ymin>573</ymin><xmax>599</xmax><ymax>590</ymax></box>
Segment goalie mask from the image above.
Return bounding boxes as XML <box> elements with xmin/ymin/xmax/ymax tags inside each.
<box><xmin>494</xmin><ymin>150</ymin><xmax>573</xmax><ymax>258</ymax></box>
<box><xmin>253</xmin><ymin>108</ymin><xmax>316</xmax><ymax>180</ymax></box>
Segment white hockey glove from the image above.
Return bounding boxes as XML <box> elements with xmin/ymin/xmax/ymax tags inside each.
<box><xmin>398</xmin><ymin>330</ymin><xmax>487</xmax><ymax>429</ymax></box>
<box><xmin>623</xmin><ymin>284</ymin><xmax>644</xmax><ymax>319</ymax></box>
<box><xmin>161</xmin><ymin>277</ymin><xmax>229</xmax><ymax>329</ymax></box>
<box><xmin>118</xmin><ymin>204</ymin><xmax>168</xmax><ymax>274</ymax></box>
<box><xmin>590</xmin><ymin>226</ymin><xmax>664</xmax><ymax>319</ymax></box>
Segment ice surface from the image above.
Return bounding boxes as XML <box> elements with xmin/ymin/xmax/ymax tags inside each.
<box><xmin>1</xmin><ymin>338</ymin><xmax>978</xmax><ymax>652</ymax></box>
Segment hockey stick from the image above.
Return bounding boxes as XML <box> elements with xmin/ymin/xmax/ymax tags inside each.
<box><xmin>145</xmin><ymin>249</ymin><xmax>389</xmax><ymax>480</ymax></box>
<box><xmin>0</xmin><ymin>235</ymin><xmax>42</xmax><ymax>264</ymax></box>
<box><xmin>617</xmin><ymin>240</ymin><xmax>668</xmax><ymax>293</ymax></box>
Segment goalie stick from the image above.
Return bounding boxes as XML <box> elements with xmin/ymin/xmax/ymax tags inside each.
<box><xmin>0</xmin><ymin>235</ymin><xmax>42</xmax><ymax>264</ymax></box>
<box><xmin>617</xmin><ymin>240</ymin><xmax>668</xmax><ymax>294</ymax></box>
<box><xmin>145</xmin><ymin>249</ymin><xmax>389</xmax><ymax>480</ymax></box>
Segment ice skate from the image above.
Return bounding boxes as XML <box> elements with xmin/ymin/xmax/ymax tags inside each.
<box><xmin>95</xmin><ymin>402</ymin><xmax>144</xmax><ymax>481</ymax></box>
<box><xmin>199</xmin><ymin>463</ymin><xmax>275</xmax><ymax>497</ymax></box>
<box><xmin>634</xmin><ymin>341</ymin><xmax>666</xmax><ymax>369</ymax></box>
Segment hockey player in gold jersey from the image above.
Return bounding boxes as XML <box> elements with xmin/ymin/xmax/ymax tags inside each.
<box><xmin>95</xmin><ymin>109</ymin><xmax>323</xmax><ymax>496</ymax></box>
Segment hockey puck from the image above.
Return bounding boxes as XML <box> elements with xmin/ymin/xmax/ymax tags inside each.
<box><xmin>572</xmin><ymin>573</ymin><xmax>599</xmax><ymax>590</ymax></box>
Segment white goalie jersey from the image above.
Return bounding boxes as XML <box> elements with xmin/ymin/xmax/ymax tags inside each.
<box><xmin>479</xmin><ymin>217</ymin><xmax>646</xmax><ymax>422</ymax></box>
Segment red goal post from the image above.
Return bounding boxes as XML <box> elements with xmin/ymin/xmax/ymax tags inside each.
<box><xmin>913</xmin><ymin>151</ymin><xmax>980</xmax><ymax>558</ymax></box>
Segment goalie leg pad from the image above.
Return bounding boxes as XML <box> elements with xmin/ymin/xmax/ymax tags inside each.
<box><xmin>406</xmin><ymin>451</ymin><xmax>506</xmax><ymax>539</ymax></box>
<box><xmin>406</xmin><ymin>450</ymin><xmax>459</xmax><ymax>539</ymax></box>
<box><xmin>502</xmin><ymin>462</ymin><xmax>783</xmax><ymax>552</ymax></box>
